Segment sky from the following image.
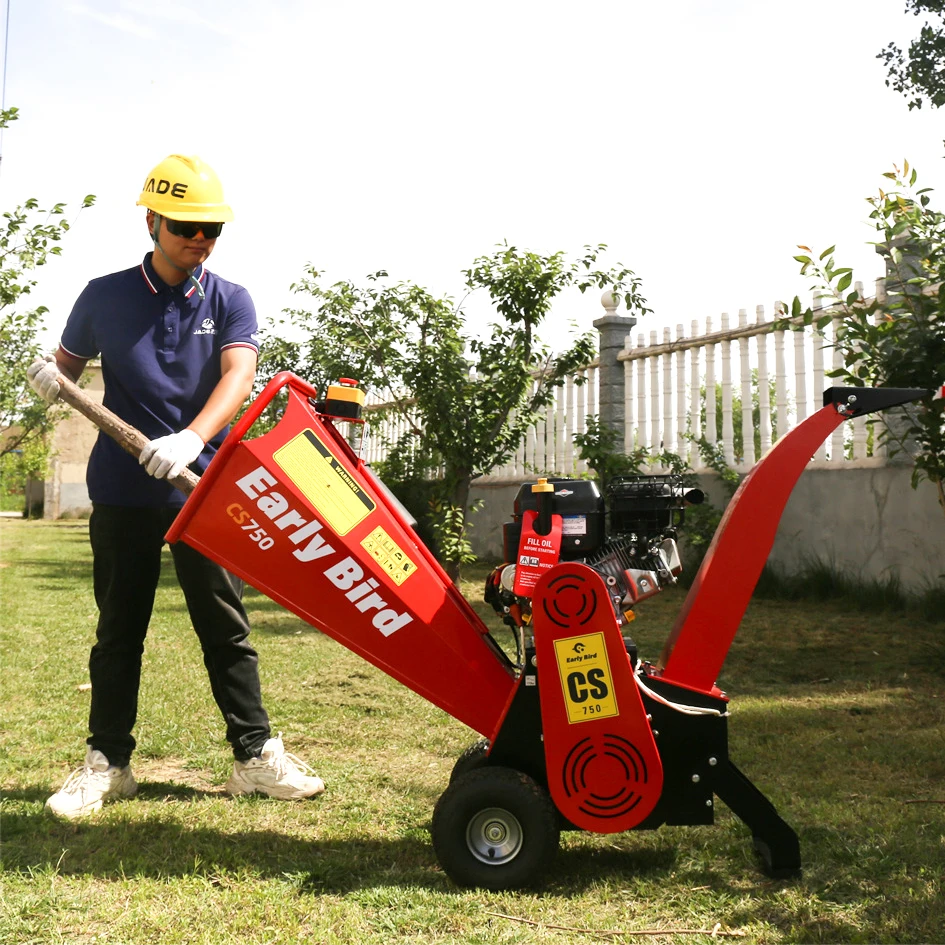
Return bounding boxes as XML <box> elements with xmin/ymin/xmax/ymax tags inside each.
<box><xmin>2</xmin><ymin>0</ymin><xmax>944</xmax><ymax>357</ymax></box>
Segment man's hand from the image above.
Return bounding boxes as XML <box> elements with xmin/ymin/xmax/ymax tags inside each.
<box><xmin>27</xmin><ymin>356</ymin><xmax>62</xmax><ymax>404</ymax></box>
<box><xmin>139</xmin><ymin>429</ymin><xmax>205</xmax><ymax>480</ymax></box>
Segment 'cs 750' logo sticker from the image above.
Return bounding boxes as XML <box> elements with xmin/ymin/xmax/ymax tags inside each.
<box><xmin>227</xmin><ymin>504</ymin><xmax>275</xmax><ymax>550</ymax></box>
<box><xmin>553</xmin><ymin>631</ymin><xmax>620</xmax><ymax>723</ymax></box>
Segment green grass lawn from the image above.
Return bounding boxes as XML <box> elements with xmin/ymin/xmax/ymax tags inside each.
<box><xmin>2</xmin><ymin>519</ymin><xmax>944</xmax><ymax>944</ymax></box>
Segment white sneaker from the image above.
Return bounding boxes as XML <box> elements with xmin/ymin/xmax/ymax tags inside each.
<box><xmin>225</xmin><ymin>734</ymin><xmax>325</xmax><ymax>800</ymax></box>
<box><xmin>45</xmin><ymin>748</ymin><xmax>138</xmax><ymax>820</ymax></box>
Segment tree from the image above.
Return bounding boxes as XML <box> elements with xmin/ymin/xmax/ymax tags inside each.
<box><xmin>788</xmin><ymin>161</ymin><xmax>945</xmax><ymax>513</ymax></box>
<box><xmin>572</xmin><ymin>415</ymin><xmax>650</xmax><ymax>491</ymax></box>
<box><xmin>878</xmin><ymin>1</ymin><xmax>945</xmax><ymax>109</ymax></box>
<box><xmin>0</xmin><ymin>107</ymin><xmax>95</xmax><ymax>505</ymax></box>
<box><xmin>274</xmin><ymin>243</ymin><xmax>650</xmax><ymax>580</ymax></box>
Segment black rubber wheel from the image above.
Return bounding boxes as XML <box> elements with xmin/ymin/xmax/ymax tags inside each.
<box><xmin>431</xmin><ymin>766</ymin><xmax>560</xmax><ymax>890</ymax></box>
<box><xmin>449</xmin><ymin>738</ymin><xmax>491</xmax><ymax>783</ymax></box>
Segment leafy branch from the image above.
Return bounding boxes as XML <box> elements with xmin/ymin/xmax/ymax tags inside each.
<box><xmin>0</xmin><ymin>107</ymin><xmax>96</xmax><ymax>477</ymax></box>
<box><xmin>784</xmin><ymin>162</ymin><xmax>945</xmax><ymax>511</ymax></box>
<box><xmin>270</xmin><ymin>243</ymin><xmax>649</xmax><ymax>579</ymax></box>
<box><xmin>878</xmin><ymin>0</ymin><xmax>945</xmax><ymax>110</ymax></box>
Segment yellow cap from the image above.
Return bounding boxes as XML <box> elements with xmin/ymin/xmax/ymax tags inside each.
<box><xmin>531</xmin><ymin>478</ymin><xmax>554</xmax><ymax>493</ymax></box>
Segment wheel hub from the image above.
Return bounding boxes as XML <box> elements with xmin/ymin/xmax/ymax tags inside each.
<box><xmin>466</xmin><ymin>807</ymin><xmax>524</xmax><ymax>865</ymax></box>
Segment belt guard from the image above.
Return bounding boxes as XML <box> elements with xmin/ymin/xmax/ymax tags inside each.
<box><xmin>531</xmin><ymin>563</ymin><xmax>662</xmax><ymax>832</ymax></box>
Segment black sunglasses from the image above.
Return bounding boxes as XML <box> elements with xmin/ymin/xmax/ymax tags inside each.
<box><xmin>164</xmin><ymin>218</ymin><xmax>224</xmax><ymax>239</ymax></box>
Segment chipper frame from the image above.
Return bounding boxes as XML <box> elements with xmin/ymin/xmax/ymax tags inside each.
<box><xmin>156</xmin><ymin>372</ymin><xmax>927</xmax><ymax>890</ymax></box>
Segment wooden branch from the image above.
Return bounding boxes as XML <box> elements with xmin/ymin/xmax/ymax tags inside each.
<box><xmin>56</xmin><ymin>374</ymin><xmax>200</xmax><ymax>497</ymax></box>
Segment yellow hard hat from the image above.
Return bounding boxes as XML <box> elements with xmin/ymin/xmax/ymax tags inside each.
<box><xmin>136</xmin><ymin>154</ymin><xmax>234</xmax><ymax>222</ymax></box>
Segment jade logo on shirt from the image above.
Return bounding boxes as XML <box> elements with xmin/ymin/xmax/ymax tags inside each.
<box><xmin>194</xmin><ymin>318</ymin><xmax>216</xmax><ymax>335</ymax></box>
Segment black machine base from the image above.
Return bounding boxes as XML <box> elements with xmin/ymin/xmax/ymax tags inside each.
<box><xmin>479</xmin><ymin>655</ymin><xmax>802</xmax><ymax>879</ymax></box>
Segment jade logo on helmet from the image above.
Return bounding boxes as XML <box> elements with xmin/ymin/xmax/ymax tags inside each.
<box><xmin>143</xmin><ymin>178</ymin><xmax>189</xmax><ymax>200</ymax></box>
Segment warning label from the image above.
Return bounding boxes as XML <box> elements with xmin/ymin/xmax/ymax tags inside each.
<box><xmin>553</xmin><ymin>631</ymin><xmax>620</xmax><ymax>724</ymax></box>
<box><xmin>273</xmin><ymin>429</ymin><xmax>375</xmax><ymax>536</ymax></box>
<box><xmin>361</xmin><ymin>526</ymin><xmax>417</xmax><ymax>586</ymax></box>
<box><xmin>561</xmin><ymin>515</ymin><xmax>587</xmax><ymax>536</ymax></box>
<box><xmin>512</xmin><ymin>510</ymin><xmax>562</xmax><ymax>596</ymax></box>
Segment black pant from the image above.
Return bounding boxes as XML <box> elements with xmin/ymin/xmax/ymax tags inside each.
<box><xmin>87</xmin><ymin>504</ymin><xmax>271</xmax><ymax>766</ymax></box>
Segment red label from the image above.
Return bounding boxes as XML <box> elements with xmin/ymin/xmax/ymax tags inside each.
<box><xmin>512</xmin><ymin>509</ymin><xmax>563</xmax><ymax>596</ymax></box>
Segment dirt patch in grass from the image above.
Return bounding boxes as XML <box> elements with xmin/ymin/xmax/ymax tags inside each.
<box><xmin>133</xmin><ymin>758</ymin><xmax>223</xmax><ymax>795</ymax></box>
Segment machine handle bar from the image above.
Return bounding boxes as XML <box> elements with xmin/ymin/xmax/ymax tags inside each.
<box><xmin>228</xmin><ymin>372</ymin><xmax>320</xmax><ymax>443</ymax></box>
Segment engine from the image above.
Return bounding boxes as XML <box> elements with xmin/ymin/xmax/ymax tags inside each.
<box><xmin>485</xmin><ymin>475</ymin><xmax>704</xmax><ymax>662</ymax></box>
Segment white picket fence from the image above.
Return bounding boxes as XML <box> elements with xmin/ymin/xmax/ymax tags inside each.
<box><xmin>362</xmin><ymin>283</ymin><xmax>888</xmax><ymax>480</ymax></box>
<box><xmin>360</xmin><ymin>362</ymin><xmax>599</xmax><ymax>479</ymax></box>
<box><xmin>618</xmin><ymin>291</ymin><xmax>885</xmax><ymax>476</ymax></box>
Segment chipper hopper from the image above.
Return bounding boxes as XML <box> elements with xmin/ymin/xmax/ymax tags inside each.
<box><xmin>145</xmin><ymin>373</ymin><xmax>921</xmax><ymax>888</ymax></box>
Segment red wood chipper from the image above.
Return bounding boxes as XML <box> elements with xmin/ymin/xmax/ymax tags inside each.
<box><xmin>160</xmin><ymin>372</ymin><xmax>926</xmax><ymax>889</ymax></box>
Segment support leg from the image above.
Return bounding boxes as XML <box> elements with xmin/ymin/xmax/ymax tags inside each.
<box><xmin>713</xmin><ymin>759</ymin><xmax>801</xmax><ymax>878</ymax></box>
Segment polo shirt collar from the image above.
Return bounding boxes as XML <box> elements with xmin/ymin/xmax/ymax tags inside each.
<box><xmin>139</xmin><ymin>252</ymin><xmax>207</xmax><ymax>299</ymax></box>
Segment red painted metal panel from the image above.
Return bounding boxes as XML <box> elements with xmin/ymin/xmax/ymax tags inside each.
<box><xmin>532</xmin><ymin>563</ymin><xmax>663</xmax><ymax>832</ymax></box>
<box><xmin>168</xmin><ymin>377</ymin><xmax>516</xmax><ymax>736</ymax></box>
<box><xmin>659</xmin><ymin>404</ymin><xmax>845</xmax><ymax>694</ymax></box>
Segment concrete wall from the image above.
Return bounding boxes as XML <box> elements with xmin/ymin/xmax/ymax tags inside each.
<box><xmin>770</xmin><ymin>465</ymin><xmax>943</xmax><ymax>590</ymax></box>
<box><xmin>467</xmin><ymin>465</ymin><xmax>944</xmax><ymax>593</ymax></box>
<box><xmin>44</xmin><ymin>365</ymin><xmax>103</xmax><ymax>519</ymax></box>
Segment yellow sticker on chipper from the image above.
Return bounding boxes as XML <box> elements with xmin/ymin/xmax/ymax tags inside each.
<box><xmin>553</xmin><ymin>631</ymin><xmax>619</xmax><ymax>724</ymax></box>
<box><xmin>273</xmin><ymin>429</ymin><xmax>375</xmax><ymax>536</ymax></box>
<box><xmin>361</xmin><ymin>526</ymin><xmax>417</xmax><ymax>586</ymax></box>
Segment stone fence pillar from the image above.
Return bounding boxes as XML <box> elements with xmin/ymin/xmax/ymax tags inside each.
<box><xmin>592</xmin><ymin>290</ymin><xmax>636</xmax><ymax>442</ymax></box>
<box><xmin>876</xmin><ymin>237</ymin><xmax>923</xmax><ymax>466</ymax></box>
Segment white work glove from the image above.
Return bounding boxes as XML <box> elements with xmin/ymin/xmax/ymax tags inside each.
<box><xmin>139</xmin><ymin>429</ymin><xmax>205</xmax><ymax>480</ymax></box>
<box><xmin>27</xmin><ymin>355</ymin><xmax>62</xmax><ymax>404</ymax></box>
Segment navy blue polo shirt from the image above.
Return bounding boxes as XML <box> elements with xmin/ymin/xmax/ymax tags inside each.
<box><xmin>60</xmin><ymin>253</ymin><xmax>259</xmax><ymax>508</ymax></box>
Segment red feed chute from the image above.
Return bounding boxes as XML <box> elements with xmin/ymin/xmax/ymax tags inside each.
<box><xmin>167</xmin><ymin>374</ymin><xmax>515</xmax><ymax>736</ymax></box>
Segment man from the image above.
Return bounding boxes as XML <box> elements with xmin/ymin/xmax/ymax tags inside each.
<box><xmin>28</xmin><ymin>154</ymin><xmax>325</xmax><ymax>819</ymax></box>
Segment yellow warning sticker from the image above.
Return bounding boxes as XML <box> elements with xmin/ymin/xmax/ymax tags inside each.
<box><xmin>273</xmin><ymin>429</ymin><xmax>375</xmax><ymax>536</ymax></box>
<box><xmin>361</xmin><ymin>526</ymin><xmax>417</xmax><ymax>586</ymax></box>
<box><xmin>553</xmin><ymin>631</ymin><xmax>620</xmax><ymax>724</ymax></box>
